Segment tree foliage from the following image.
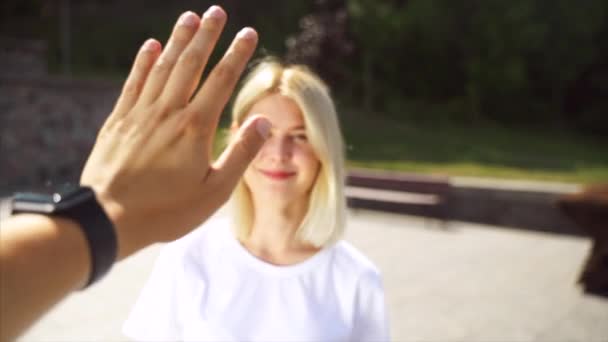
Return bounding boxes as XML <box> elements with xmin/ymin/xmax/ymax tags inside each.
<box><xmin>340</xmin><ymin>0</ymin><xmax>608</xmax><ymax>133</ymax></box>
<box><xmin>3</xmin><ymin>0</ymin><xmax>607</xmax><ymax>134</ymax></box>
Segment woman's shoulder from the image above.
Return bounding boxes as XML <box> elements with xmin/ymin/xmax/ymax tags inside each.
<box><xmin>329</xmin><ymin>240</ymin><xmax>382</xmax><ymax>280</ymax></box>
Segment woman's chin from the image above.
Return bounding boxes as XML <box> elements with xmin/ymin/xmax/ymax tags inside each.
<box><xmin>258</xmin><ymin>188</ymin><xmax>303</xmax><ymax>204</ymax></box>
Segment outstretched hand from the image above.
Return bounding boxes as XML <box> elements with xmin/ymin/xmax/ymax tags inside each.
<box><xmin>80</xmin><ymin>6</ymin><xmax>270</xmax><ymax>259</ymax></box>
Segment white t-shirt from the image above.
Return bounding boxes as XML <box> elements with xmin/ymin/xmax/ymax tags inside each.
<box><xmin>123</xmin><ymin>217</ymin><xmax>389</xmax><ymax>341</ymax></box>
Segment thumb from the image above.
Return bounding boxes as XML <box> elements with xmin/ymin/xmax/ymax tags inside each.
<box><xmin>211</xmin><ymin>114</ymin><xmax>271</xmax><ymax>186</ymax></box>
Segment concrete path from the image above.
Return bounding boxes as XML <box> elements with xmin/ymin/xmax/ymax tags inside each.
<box><xmin>17</xmin><ymin>208</ymin><xmax>607</xmax><ymax>341</ymax></box>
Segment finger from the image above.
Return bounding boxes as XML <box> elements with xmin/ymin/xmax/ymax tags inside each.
<box><xmin>210</xmin><ymin>115</ymin><xmax>271</xmax><ymax>187</ymax></box>
<box><xmin>100</xmin><ymin>39</ymin><xmax>161</xmax><ymax>134</ymax></box>
<box><xmin>187</xmin><ymin>27</ymin><xmax>258</xmax><ymax>136</ymax></box>
<box><xmin>137</xmin><ymin>11</ymin><xmax>200</xmax><ymax>107</ymax></box>
<box><xmin>161</xmin><ymin>6</ymin><xmax>226</xmax><ymax>108</ymax></box>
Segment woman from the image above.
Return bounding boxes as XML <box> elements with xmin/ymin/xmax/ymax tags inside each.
<box><xmin>123</xmin><ymin>59</ymin><xmax>389</xmax><ymax>341</ymax></box>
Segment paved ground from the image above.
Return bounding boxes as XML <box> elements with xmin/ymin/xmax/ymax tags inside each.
<box><xmin>16</xmin><ymin>207</ymin><xmax>608</xmax><ymax>342</ymax></box>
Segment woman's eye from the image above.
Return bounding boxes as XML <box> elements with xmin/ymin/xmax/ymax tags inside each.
<box><xmin>292</xmin><ymin>134</ymin><xmax>308</xmax><ymax>142</ymax></box>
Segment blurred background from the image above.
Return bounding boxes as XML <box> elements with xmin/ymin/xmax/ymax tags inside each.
<box><xmin>1</xmin><ymin>0</ymin><xmax>607</xmax><ymax>341</ymax></box>
<box><xmin>1</xmin><ymin>0</ymin><xmax>607</xmax><ymax>189</ymax></box>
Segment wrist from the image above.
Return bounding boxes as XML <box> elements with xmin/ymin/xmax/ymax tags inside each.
<box><xmin>11</xmin><ymin>186</ymin><xmax>118</xmax><ymax>287</ymax></box>
<box><xmin>93</xmin><ymin>190</ymin><xmax>148</xmax><ymax>260</ymax></box>
<box><xmin>3</xmin><ymin>213</ymin><xmax>91</xmax><ymax>289</ymax></box>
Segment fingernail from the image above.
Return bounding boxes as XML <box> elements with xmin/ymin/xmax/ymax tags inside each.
<box><xmin>236</xmin><ymin>27</ymin><xmax>257</xmax><ymax>41</ymax></box>
<box><xmin>204</xmin><ymin>5</ymin><xmax>225</xmax><ymax>19</ymax></box>
<box><xmin>256</xmin><ymin>117</ymin><xmax>271</xmax><ymax>139</ymax></box>
<box><xmin>140</xmin><ymin>39</ymin><xmax>159</xmax><ymax>52</ymax></box>
<box><xmin>178</xmin><ymin>11</ymin><xmax>198</xmax><ymax>27</ymax></box>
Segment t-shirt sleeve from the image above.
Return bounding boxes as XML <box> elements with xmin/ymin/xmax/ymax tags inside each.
<box><xmin>351</xmin><ymin>269</ymin><xmax>391</xmax><ymax>341</ymax></box>
<box><xmin>122</xmin><ymin>246</ymin><xmax>183</xmax><ymax>341</ymax></box>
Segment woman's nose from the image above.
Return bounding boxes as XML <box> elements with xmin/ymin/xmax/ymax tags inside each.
<box><xmin>264</xmin><ymin>136</ymin><xmax>292</xmax><ymax>161</ymax></box>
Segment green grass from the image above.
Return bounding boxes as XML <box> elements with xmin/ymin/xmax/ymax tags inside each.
<box><xmin>215</xmin><ymin>115</ymin><xmax>608</xmax><ymax>184</ymax></box>
<box><xmin>342</xmin><ymin>115</ymin><xmax>608</xmax><ymax>184</ymax></box>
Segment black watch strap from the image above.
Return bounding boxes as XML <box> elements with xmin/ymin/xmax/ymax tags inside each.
<box><xmin>11</xmin><ymin>187</ymin><xmax>117</xmax><ymax>288</ymax></box>
<box><xmin>62</xmin><ymin>188</ymin><xmax>117</xmax><ymax>288</ymax></box>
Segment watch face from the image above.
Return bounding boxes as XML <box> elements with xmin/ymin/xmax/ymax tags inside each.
<box><xmin>12</xmin><ymin>192</ymin><xmax>56</xmax><ymax>213</ymax></box>
<box><xmin>11</xmin><ymin>185</ymin><xmax>93</xmax><ymax>214</ymax></box>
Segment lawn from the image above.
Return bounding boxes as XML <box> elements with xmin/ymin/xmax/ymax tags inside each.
<box><xmin>215</xmin><ymin>115</ymin><xmax>608</xmax><ymax>185</ymax></box>
<box><xmin>342</xmin><ymin>115</ymin><xmax>607</xmax><ymax>184</ymax></box>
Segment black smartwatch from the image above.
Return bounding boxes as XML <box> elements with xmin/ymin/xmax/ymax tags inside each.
<box><xmin>10</xmin><ymin>186</ymin><xmax>117</xmax><ymax>288</ymax></box>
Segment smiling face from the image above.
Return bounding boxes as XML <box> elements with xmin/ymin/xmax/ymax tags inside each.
<box><xmin>241</xmin><ymin>93</ymin><xmax>321</xmax><ymax>207</ymax></box>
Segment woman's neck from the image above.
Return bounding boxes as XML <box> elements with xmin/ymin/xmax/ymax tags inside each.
<box><xmin>242</xmin><ymin>197</ymin><xmax>319</xmax><ymax>265</ymax></box>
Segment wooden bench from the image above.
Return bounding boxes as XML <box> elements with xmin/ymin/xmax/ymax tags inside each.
<box><xmin>346</xmin><ymin>169</ymin><xmax>451</xmax><ymax>221</ymax></box>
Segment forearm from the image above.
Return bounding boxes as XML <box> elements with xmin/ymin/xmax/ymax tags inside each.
<box><xmin>0</xmin><ymin>214</ymin><xmax>90</xmax><ymax>341</ymax></box>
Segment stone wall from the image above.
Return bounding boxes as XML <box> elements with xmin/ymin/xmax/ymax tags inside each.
<box><xmin>0</xmin><ymin>76</ymin><xmax>120</xmax><ymax>194</ymax></box>
<box><xmin>0</xmin><ymin>37</ymin><xmax>48</xmax><ymax>78</ymax></box>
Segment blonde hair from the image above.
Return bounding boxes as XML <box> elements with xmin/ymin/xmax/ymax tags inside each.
<box><xmin>229</xmin><ymin>59</ymin><xmax>346</xmax><ymax>248</ymax></box>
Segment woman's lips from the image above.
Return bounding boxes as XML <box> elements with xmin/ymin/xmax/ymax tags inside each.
<box><xmin>260</xmin><ymin>169</ymin><xmax>296</xmax><ymax>180</ymax></box>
